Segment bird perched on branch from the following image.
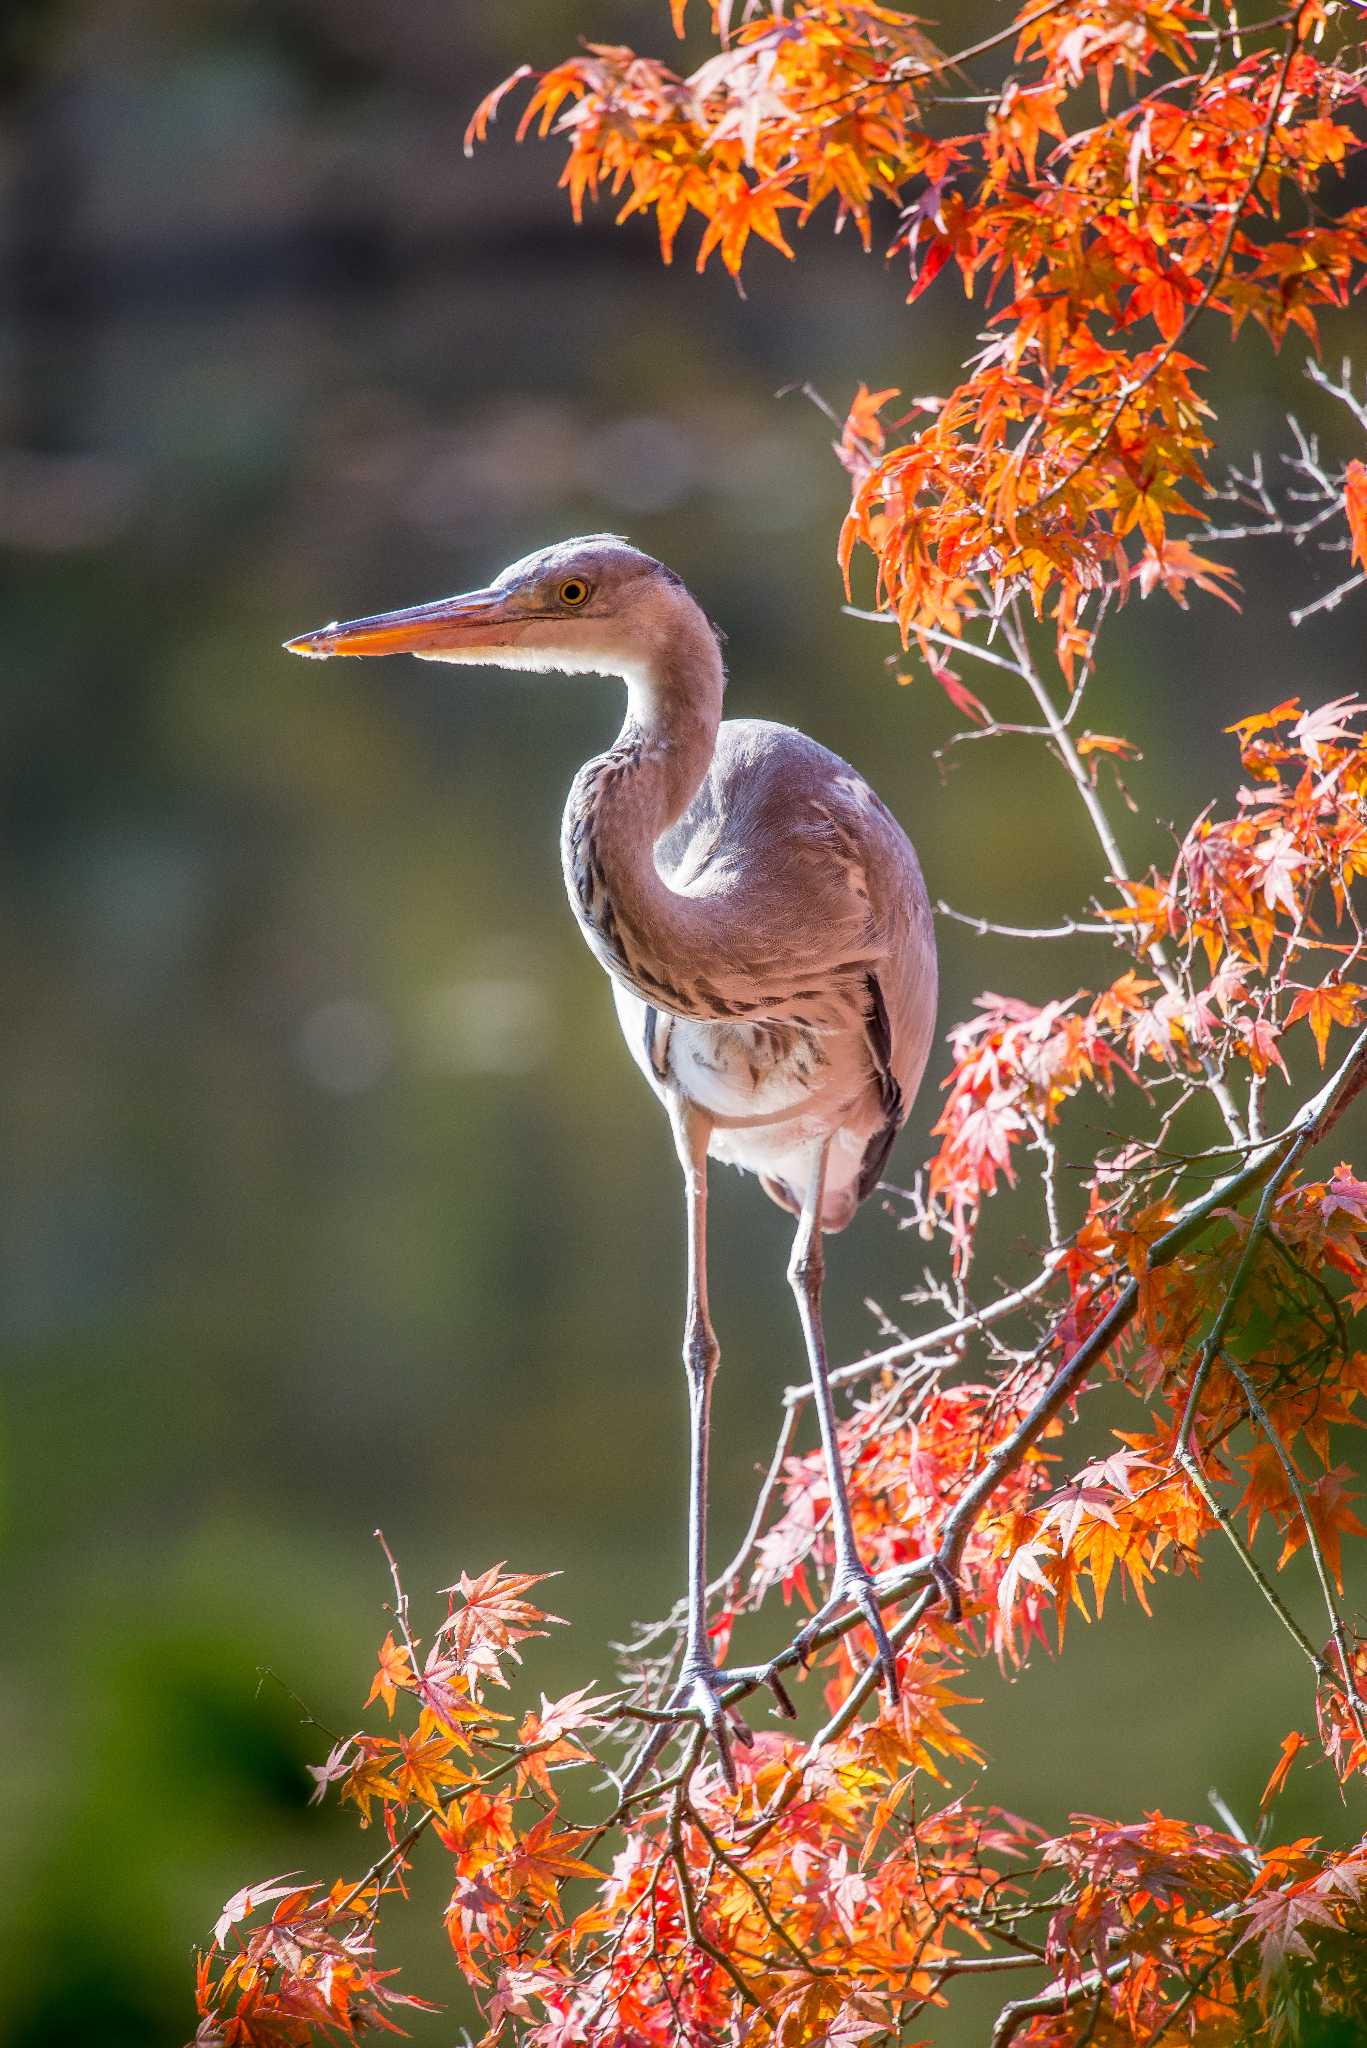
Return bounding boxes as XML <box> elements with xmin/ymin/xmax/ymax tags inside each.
<box><xmin>287</xmin><ymin>537</ymin><xmax>938</xmax><ymax>1773</ymax></box>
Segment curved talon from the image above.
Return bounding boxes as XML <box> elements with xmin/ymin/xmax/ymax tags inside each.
<box><xmin>792</xmin><ymin>1566</ymin><xmax>901</xmax><ymax>1704</ymax></box>
<box><xmin>928</xmin><ymin>1555</ymin><xmax>963</xmax><ymax>1626</ymax></box>
<box><xmin>671</xmin><ymin>1665</ymin><xmax>755</xmax><ymax>1790</ymax></box>
<box><xmin>852</xmin><ymin>1577</ymin><xmax>901</xmax><ymax>1705</ymax></box>
<box><xmin>720</xmin><ymin>1661</ymin><xmax>800</xmax><ymax>1721</ymax></box>
<box><xmin>765</xmin><ymin>1668</ymin><xmax>798</xmax><ymax>1719</ymax></box>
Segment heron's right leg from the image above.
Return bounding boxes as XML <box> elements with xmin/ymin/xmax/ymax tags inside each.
<box><xmin>659</xmin><ymin>1095</ymin><xmax>795</xmax><ymax>1786</ymax></box>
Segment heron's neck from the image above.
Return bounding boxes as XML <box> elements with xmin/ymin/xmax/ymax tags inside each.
<box><xmin>562</xmin><ymin>614</ymin><xmax>725</xmax><ymax>1011</ymax></box>
<box><xmin>623</xmin><ymin>628</ymin><xmax>725</xmax><ymax>828</ymax></box>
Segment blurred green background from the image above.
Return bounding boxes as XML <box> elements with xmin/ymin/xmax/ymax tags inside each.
<box><xmin>1</xmin><ymin>3</ymin><xmax>1364</xmax><ymax>2041</ymax></box>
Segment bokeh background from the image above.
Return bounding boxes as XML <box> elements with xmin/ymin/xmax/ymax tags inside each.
<box><xmin>2</xmin><ymin>3</ymin><xmax>1364</xmax><ymax>2041</ymax></box>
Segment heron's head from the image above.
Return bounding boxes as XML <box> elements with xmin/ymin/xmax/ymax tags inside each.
<box><xmin>284</xmin><ymin>535</ymin><xmax>718</xmax><ymax>684</ymax></box>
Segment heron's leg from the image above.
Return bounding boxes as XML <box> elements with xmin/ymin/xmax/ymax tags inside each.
<box><xmin>661</xmin><ymin>1094</ymin><xmax>750</xmax><ymax>1783</ymax></box>
<box><xmin>668</xmin><ymin>1094</ymin><xmax>722</xmax><ymax>1675</ymax></box>
<box><xmin>645</xmin><ymin>1097</ymin><xmax>798</xmax><ymax>1782</ymax></box>
<box><xmin>787</xmin><ymin>1142</ymin><xmax>901</xmax><ymax>1703</ymax></box>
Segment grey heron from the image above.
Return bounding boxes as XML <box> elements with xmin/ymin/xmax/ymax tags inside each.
<box><xmin>286</xmin><ymin>536</ymin><xmax>939</xmax><ymax>1774</ymax></box>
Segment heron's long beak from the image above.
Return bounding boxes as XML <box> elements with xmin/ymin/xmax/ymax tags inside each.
<box><xmin>283</xmin><ymin>587</ymin><xmax>519</xmax><ymax>660</ymax></box>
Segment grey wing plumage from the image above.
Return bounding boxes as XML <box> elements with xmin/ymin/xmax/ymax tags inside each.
<box><xmin>857</xmin><ymin>972</ymin><xmax>904</xmax><ymax>1203</ymax></box>
<box><xmin>662</xmin><ymin>717</ymin><xmax>938</xmax><ymax>1212</ymax></box>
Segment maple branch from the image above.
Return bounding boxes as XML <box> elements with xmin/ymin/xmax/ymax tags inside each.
<box><xmin>990</xmin><ymin>1957</ymin><xmax>1131</xmax><ymax>2048</ymax></box>
<box><xmin>893</xmin><ymin>0</ymin><xmax>1076</xmax><ymax>86</ymax></box>
<box><xmin>1207</xmin><ymin>356</ymin><xmax>1367</xmax><ymax>628</ymax></box>
<box><xmin>255</xmin><ymin>1666</ymin><xmax>346</xmax><ymax>1748</ymax></box>
<box><xmin>1307</xmin><ymin>354</ymin><xmax>1367</xmax><ymax>438</ymax></box>
<box><xmin>374</xmin><ymin>1527</ymin><xmax>417</xmax><ymax>1667</ymax></box>
<box><xmin>1133</xmin><ymin>1950</ymin><xmax>1231</xmax><ymax>2048</ymax></box>
<box><xmin>712</xmin><ymin>1398</ymin><xmax>801</xmax><ymax>1595</ymax></box>
<box><xmin>330</xmin><ymin>1730</ymin><xmax>567</xmax><ymax>1921</ymax></box>
<box><xmin>1290</xmin><ymin>569</ymin><xmax>1367</xmax><ymax>626</ymax></box>
<box><xmin>843</xmin><ymin>606</ymin><xmax>1031</xmax><ymax>680</ymax></box>
<box><xmin>935</xmin><ymin>1951</ymin><xmax>1050</xmax><ymax>1982</ymax></box>
<box><xmin>683</xmin><ymin>1801</ymin><xmax>835</xmax><ymax>1979</ymax></box>
<box><xmin>1174</xmin><ymin>1121</ymin><xmax>1312</xmax><ymax>1458</ymax></box>
<box><xmin>791</xmin><ymin>1255</ymin><xmax>1067</xmax><ymax>1404</ymax></box>
<box><xmin>796</xmin><ymin>0</ymin><xmax>1080</xmax><ymax>131</ymax></box>
<box><xmin>1028</xmin><ymin>1112</ymin><xmax>1063</xmax><ymax>1253</ymax></box>
<box><xmin>667</xmin><ymin>1773</ymin><xmax>762</xmax><ymax>2010</ymax></box>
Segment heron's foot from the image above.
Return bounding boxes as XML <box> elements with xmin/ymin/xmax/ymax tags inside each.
<box><xmin>792</xmin><ymin>1563</ymin><xmax>901</xmax><ymax>1704</ymax></box>
<box><xmin>671</xmin><ymin>1661</ymin><xmax>751</xmax><ymax>1791</ymax></box>
<box><xmin>668</xmin><ymin>1658</ymin><xmax>798</xmax><ymax>1790</ymax></box>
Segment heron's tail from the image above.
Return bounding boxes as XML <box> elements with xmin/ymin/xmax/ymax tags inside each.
<box><xmin>760</xmin><ymin>1174</ymin><xmax>859</xmax><ymax>1234</ymax></box>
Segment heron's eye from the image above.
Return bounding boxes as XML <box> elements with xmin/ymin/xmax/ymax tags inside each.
<box><xmin>558</xmin><ymin>578</ymin><xmax>592</xmax><ymax>609</ymax></box>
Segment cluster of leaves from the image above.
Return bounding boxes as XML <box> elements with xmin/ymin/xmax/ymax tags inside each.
<box><xmin>930</xmin><ymin>694</ymin><xmax>1367</xmax><ymax>1269</ymax></box>
<box><xmin>195</xmin><ymin>1515</ymin><xmax>1367</xmax><ymax>2047</ymax></box>
<box><xmin>196</xmin><ymin>4</ymin><xmax>1367</xmax><ymax>2044</ymax></box>
<box><xmin>467</xmin><ymin>3</ymin><xmax>955</xmax><ymax>275</ymax></box>
<box><xmin>190</xmin><ymin>1551</ymin><xmax>1367</xmax><ymax>2047</ymax></box>
<box><xmin>469</xmin><ymin>0</ymin><xmax>1367</xmax><ymax>658</ymax></box>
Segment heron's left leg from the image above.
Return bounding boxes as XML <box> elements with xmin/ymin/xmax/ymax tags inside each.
<box><xmin>661</xmin><ymin>1094</ymin><xmax>751</xmax><ymax>1783</ymax></box>
<box><xmin>787</xmin><ymin>1141</ymin><xmax>900</xmax><ymax>1703</ymax></box>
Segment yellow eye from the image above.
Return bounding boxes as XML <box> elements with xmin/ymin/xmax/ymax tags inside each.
<box><xmin>558</xmin><ymin>578</ymin><xmax>591</xmax><ymax>608</ymax></box>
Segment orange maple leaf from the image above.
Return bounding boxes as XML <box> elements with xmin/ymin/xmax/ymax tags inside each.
<box><xmin>365</xmin><ymin>1631</ymin><xmax>415</xmax><ymax>1717</ymax></box>
<box><xmin>1285</xmin><ymin>983</ymin><xmax>1365</xmax><ymax>1066</ymax></box>
<box><xmin>1260</xmin><ymin>1730</ymin><xmax>1308</xmax><ymax>1810</ymax></box>
<box><xmin>1345</xmin><ymin>459</ymin><xmax>1367</xmax><ymax>571</ymax></box>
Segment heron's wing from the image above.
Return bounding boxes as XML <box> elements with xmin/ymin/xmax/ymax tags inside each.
<box><xmin>658</xmin><ymin>723</ymin><xmax>884</xmax><ymax>1015</ymax></box>
<box><xmin>663</xmin><ymin>714</ymin><xmax>938</xmax><ymax>1117</ymax></box>
<box><xmin>856</xmin><ymin>971</ymin><xmax>905</xmax><ymax>1202</ymax></box>
<box><xmin>642</xmin><ymin>1000</ymin><xmax>669</xmax><ymax>1081</ymax></box>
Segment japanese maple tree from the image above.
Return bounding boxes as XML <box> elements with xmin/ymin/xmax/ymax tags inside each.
<box><xmin>194</xmin><ymin>4</ymin><xmax>1367</xmax><ymax>2044</ymax></box>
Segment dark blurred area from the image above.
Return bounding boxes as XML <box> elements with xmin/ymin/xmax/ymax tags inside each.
<box><xmin>1</xmin><ymin>3</ymin><xmax>1364</xmax><ymax>2041</ymax></box>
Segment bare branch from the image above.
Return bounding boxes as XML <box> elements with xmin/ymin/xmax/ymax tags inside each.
<box><xmin>936</xmin><ymin>899</ymin><xmax>1115</xmax><ymax>940</ymax></box>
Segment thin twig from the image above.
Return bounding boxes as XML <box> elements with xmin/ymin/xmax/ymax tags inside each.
<box><xmin>1000</xmin><ymin>599</ymin><xmax>1247</xmax><ymax>1146</ymax></box>
<box><xmin>787</xmin><ymin>1255</ymin><xmax>1067</xmax><ymax>1404</ymax></box>
<box><xmin>1173</xmin><ymin>1126</ymin><xmax>1311</xmax><ymax>1457</ymax></box>
<box><xmin>1225</xmin><ymin>1356</ymin><xmax>1367</xmax><ymax>1758</ymax></box>
<box><xmin>1180</xmin><ymin>1451</ymin><xmax>1329</xmax><ymax>1678</ymax></box>
<box><xmin>843</xmin><ymin>606</ymin><xmax>1028</xmax><ymax>677</ymax></box>
<box><xmin>936</xmin><ymin>900</ymin><xmax>1114</xmax><ymax>940</ymax></box>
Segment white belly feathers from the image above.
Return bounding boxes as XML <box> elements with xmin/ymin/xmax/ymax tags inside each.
<box><xmin>610</xmin><ymin>979</ymin><xmax>877</xmax><ymax>1204</ymax></box>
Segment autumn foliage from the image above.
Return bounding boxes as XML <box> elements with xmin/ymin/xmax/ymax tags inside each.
<box><xmin>195</xmin><ymin>5</ymin><xmax>1367</xmax><ymax>2045</ymax></box>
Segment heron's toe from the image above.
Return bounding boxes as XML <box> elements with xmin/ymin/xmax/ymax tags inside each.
<box><xmin>850</xmin><ymin>1575</ymin><xmax>901</xmax><ymax>1705</ymax></box>
<box><xmin>678</xmin><ymin>1663</ymin><xmax>752</xmax><ymax>1790</ymax></box>
<box><xmin>793</xmin><ymin>1565</ymin><xmax>902</xmax><ymax>1703</ymax></box>
<box><xmin>927</xmin><ymin>1555</ymin><xmax>964</xmax><ymax>1626</ymax></box>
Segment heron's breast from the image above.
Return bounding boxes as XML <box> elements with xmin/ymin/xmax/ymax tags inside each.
<box><xmin>667</xmin><ymin>1017</ymin><xmax>850</xmax><ymax>1124</ymax></box>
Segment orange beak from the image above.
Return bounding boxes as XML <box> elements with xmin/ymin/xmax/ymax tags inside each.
<box><xmin>283</xmin><ymin>587</ymin><xmax>522</xmax><ymax>660</ymax></box>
